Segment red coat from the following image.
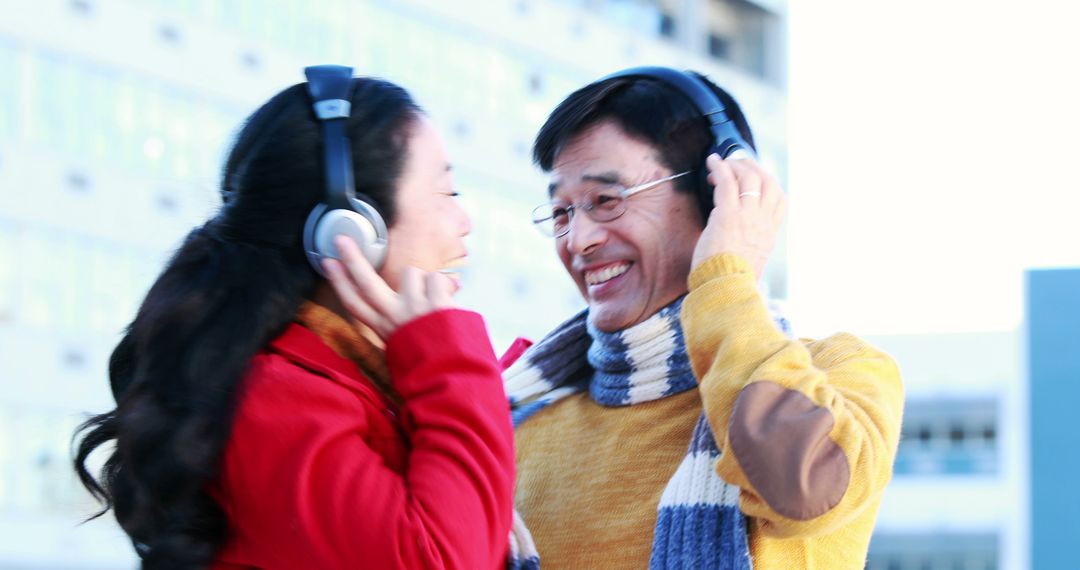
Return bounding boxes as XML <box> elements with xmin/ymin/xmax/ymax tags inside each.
<box><xmin>210</xmin><ymin>309</ymin><xmax>515</xmax><ymax>569</ymax></box>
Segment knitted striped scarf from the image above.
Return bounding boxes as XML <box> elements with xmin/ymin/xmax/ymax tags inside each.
<box><xmin>505</xmin><ymin>296</ymin><xmax>792</xmax><ymax>570</ymax></box>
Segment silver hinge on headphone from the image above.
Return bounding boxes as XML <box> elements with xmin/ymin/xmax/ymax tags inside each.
<box><xmin>313</xmin><ymin>99</ymin><xmax>351</xmax><ymax>120</ymax></box>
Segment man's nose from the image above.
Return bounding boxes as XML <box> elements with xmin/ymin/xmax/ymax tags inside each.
<box><xmin>564</xmin><ymin>210</ymin><xmax>607</xmax><ymax>256</ymax></box>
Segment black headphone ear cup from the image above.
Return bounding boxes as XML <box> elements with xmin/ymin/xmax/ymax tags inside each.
<box><xmin>304</xmin><ymin>206</ymin><xmax>388</xmax><ymax>276</ymax></box>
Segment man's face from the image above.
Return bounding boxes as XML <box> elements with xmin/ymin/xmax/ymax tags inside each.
<box><xmin>548</xmin><ymin>120</ymin><xmax>704</xmax><ymax>332</ymax></box>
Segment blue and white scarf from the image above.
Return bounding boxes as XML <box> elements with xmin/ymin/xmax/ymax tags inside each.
<box><xmin>505</xmin><ymin>296</ymin><xmax>792</xmax><ymax>569</ymax></box>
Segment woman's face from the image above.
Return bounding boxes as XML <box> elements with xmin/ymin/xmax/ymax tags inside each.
<box><xmin>379</xmin><ymin>116</ymin><xmax>471</xmax><ymax>292</ymax></box>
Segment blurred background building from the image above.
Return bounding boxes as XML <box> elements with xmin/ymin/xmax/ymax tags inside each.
<box><xmin>1</xmin><ymin>1</ymin><xmax>1074</xmax><ymax>569</ymax></box>
<box><xmin>863</xmin><ymin>268</ymin><xmax>1080</xmax><ymax>570</ymax></box>
<box><xmin>864</xmin><ymin>330</ymin><xmax>1021</xmax><ymax>570</ymax></box>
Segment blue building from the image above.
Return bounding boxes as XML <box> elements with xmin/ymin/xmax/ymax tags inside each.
<box><xmin>1027</xmin><ymin>267</ymin><xmax>1080</xmax><ymax>570</ymax></box>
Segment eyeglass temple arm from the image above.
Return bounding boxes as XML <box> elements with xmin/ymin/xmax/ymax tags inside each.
<box><xmin>622</xmin><ymin>170</ymin><xmax>693</xmax><ymax>198</ymax></box>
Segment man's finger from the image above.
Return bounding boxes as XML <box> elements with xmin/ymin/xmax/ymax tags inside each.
<box><xmin>727</xmin><ymin>158</ymin><xmax>764</xmax><ymax>203</ymax></box>
<box><xmin>706</xmin><ymin>153</ymin><xmax>738</xmax><ymax>209</ymax></box>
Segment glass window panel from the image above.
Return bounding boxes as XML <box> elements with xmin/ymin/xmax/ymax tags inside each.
<box><xmin>174</xmin><ymin>0</ymin><xmax>199</xmax><ymax>18</ymax></box>
<box><xmin>211</xmin><ymin>106</ymin><xmax>243</xmax><ymax>178</ymax></box>
<box><xmin>136</xmin><ymin>81</ymin><xmax>166</xmax><ymax>176</ymax></box>
<box><xmin>190</xmin><ymin>104</ymin><xmax>215</xmax><ymax>184</ymax></box>
<box><xmin>16</xmin><ymin>410</ymin><xmax>56</xmax><ymax>511</ymax></box>
<box><xmin>42</xmin><ymin>54</ymin><xmax>76</xmax><ymax>153</ymax></box>
<box><xmin>257</xmin><ymin>0</ymin><xmax>283</xmax><ymax>46</ymax></box>
<box><xmin>199</xmin><ymin>0</ymin><xmax>222</xmax><ymax>24</ymax></box>
<box><xmin>51</xmin><ymin>234</ymin><xmax>83</xmax><ymax>335</ymax></box>
<box><xmin>41</xmin><ymin>412</ymin><xmax>85</xmax><ymax>511</ymax></box>
<box><xmin>86</xmin><ymin>68</ymin><xmax>117</xmax><ymax>162</ymax></box>
<box><xmin>346</xmin><ymin>3</ymin><xmax>377</xmax><ymax>69</ymax></box>
<box><xmin>91</xmin><ymin>243</ymin><xmax>137</xmax><ymax>336</ymax></box>
<box><xmin>212</xmin><ymin>0</ymin><xmax>235</xmax><ymax>29</ymax></box>
<box><xmin>6</xmin><ymin>409</ymin><xmax>31</xmax><ymax>510</ymax></box>
<box><xmin>115</xmin><ymin>247</ymin><xmax>141</xmax><ymax>334</ymax></box>
<box><xmin>19</xmin><ymin>228</ymin><xmax>61</xmax><ymax>329</ymax></box>
<box><xmin>0</xmin><ymin>222</ymin><xmax>17</xmax><ymax>324</ymax></box>
<box><xmin>114</xmin><ymin>77</ymin><xmax>139</xmax><ymax>169</ymax></box>
<box><xmin>21</xmin><ymin>52</ymin><xmax>48</xmax><ymax>146</ymax></box>
<box><xmin>0</xmin><ymin>407</ymin><xmax>10</xmax><ymax>509</ymax></box>
<box><xmin>326</xmin><ymin>27</ymin><xmax>345</xmax><ymax>64</ymax></box>
<box><xmin>0</xmin><ymin>43</ymin><xmax>18</xmax><ymax>138</ymax></box>
<box><xmin>163</xmin><ymin>92</ymin><xmax>194</xmax><ymax>181</ymax></box>
<box><xmin>236</xmin><ymin>0</ymin><xmax>260</xmax><ymax>40</ymax></box>
<box><xmin>129</xmin><ymin>252</ymin><xmax>162</xmax><ymax>314</ymax></box>
<box><xmin>68</xmin><ymin>63</ymin><xmax>96</xmax><ymax>158</ymax></box>
<box><xmin>193</xmin><ymin>102</ymin><xmax>234</xmax><ymax>184</ymax></box>
<box><xmin>483</xmin><ymin>51</ymin><xmax>521</xmax><ymax>117</ymax></box>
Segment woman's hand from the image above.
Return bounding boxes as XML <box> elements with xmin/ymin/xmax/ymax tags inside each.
<box><xmin>323</xmin><ymin>236</ymin><xmax>457</xmax><ymax>341</ymax></box>
<box><xmin>691</xmin><ymin>153</ymin><xmax>787</xmax><ymax>278</ymax></box>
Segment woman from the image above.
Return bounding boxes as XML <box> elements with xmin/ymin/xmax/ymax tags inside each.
<box><xmin>73</xmin><ymin>69</ymin><xmax>514</xmax><ymax>569</ymax></box>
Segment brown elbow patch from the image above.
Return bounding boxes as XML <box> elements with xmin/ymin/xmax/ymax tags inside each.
<box><xmin>728</xmin><ymin>382</ymin><xmax>849</xmax><ymax>521</ymax></box>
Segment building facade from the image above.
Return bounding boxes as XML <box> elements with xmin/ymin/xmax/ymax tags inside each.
<box><xmin>864</xmin><ymin>330</ymin><xmax>1024</xmax><ymax>570</ymax></box>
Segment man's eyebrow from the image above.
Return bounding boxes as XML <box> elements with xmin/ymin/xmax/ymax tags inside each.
<box><xmin>582</xmin><ymin>171</ymin><xmax>621</xmax><ymax>185</ymax></box>
<box><xmin>547</xmin><ymin>171</ymin><xmax>622</xmax><ymax>196</ymax></box>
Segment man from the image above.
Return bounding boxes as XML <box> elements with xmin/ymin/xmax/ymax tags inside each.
<box><xmin>503</xmin><ymin>70</ymin><xmax>904</xmax><ymax>569</ymax></box>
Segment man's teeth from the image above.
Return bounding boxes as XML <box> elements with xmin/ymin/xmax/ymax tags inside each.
<box><xmin>585</xmin><ymin>263</ymin><xmax>630</xmax><ymax>285</ymax></box>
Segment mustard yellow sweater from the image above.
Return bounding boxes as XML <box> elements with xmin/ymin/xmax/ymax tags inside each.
<box><xmin>514</xmin><ymin>254</ymin><xmax>904</xmax><ymax>569</ymax></box>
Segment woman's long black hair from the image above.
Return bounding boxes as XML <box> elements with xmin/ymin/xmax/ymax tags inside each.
<box><xmin>72</xmin><ymin>77</ymin><xmax>421</xmax><ymax>568</ymax></box>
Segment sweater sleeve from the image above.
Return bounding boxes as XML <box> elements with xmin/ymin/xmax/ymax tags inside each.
<box><xmin>682</xmin><ymin>254</ymin><xmax>904</xmax><ymax>539</ymax></box>
<box><xmin>219</xmin><ymin>309</ymin><xmax>514</xmax><ymax>569</ymax></box>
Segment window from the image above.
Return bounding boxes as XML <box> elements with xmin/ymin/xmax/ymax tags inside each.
<box><xmin>137</xmin><ymin>82</ymin><xmax>166</xmax><ymax>176</ymax></box>
<box><xmin>85</xmin><ymin>67</ymin><xmax>116</xmax><ymax>162</ymax></box>
<box><xmin>0</xmin><ymin>43</ymin><xmax>17</xmax><ymax>138</ymax></box>
<box><xmin>707</xmin><ymin>33</ymin><xmax>730</xmax><ymax>59</ymax></box>
<box><xmin>114</xmin><ymin>78</ymin><xmax>139</xmax><ymax>168</ymax></box>
<box><xmin>868</xmin><ymin>532</ymin><xmax>998</xmax><ymax>570</ymax></box>
<box><xmin>0</xmin><ymin>222</ymin><xmax>17</xmax><ymax>323</ymax></box>
<box><xmin>53</xmin><ymin>234</ymin><xmax>87</xmax><ymax>334</ymax></box>
<box><xmin>163</xmin><ymin>92</ymin><xmax>195</xmax><ymax>181</ymax></box>
<box><xmin>895</xmin><ymin>398</ymin><xmax>998</xmax><ymax>475</ymax></box>
<box><xmin>87</xmin><ymin>242</ymin><xmax>136</xmax><ymax>336</ymax></box>
<box><xmin>659</xmin><ymin>12</ymin><xmax>675</xmax><ymax>38</ymax></box>
<box><xmin>0</xmin><ymin>408</ymin><xmax>88</xmax><ymax>512</ymax></box>
<box><xmin>0</xmin><ymin>407</ymin><xmax>9</xmax><ymax>508</ymax></box>
<box><xmin>704</xmin><ymin>0</ymin><xmax>778</xmax><ymax>81</ymax></box>
<box><xmin>19</xmin><ymin>228</ymin><xmax>62</xmax><ymax>329</ymax></box>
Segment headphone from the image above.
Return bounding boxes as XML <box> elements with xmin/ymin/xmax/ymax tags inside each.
<box><xmin>599</xmin><ymin>66</ymin><xmax>755</xmax><ymax>161</ymax></box>
<box><xmin>598</xmin><ymin>66</ymin><xmax>755</xmax><ymax>217</ymax></box>
<box><xmin>302</xmin><ymin>65</ymin><xmax>389</xmax><ymax>277</ymax></box>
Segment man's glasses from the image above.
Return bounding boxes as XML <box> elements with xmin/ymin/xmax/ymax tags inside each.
<box><xmin>530</xmin><ymin>171</ymin><xmax>692</xmax><ymax>238</ymax></box>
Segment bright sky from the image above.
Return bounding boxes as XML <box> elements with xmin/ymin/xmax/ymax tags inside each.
<box><xmin>785</xmin><ymin>1</ymin><xmax>1080</xmax><ymax>337</ymax></box>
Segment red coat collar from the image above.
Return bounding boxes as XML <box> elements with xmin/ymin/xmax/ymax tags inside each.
<box><xmin>268</xmin><ymin>322</ymin><xmax>396</xmax><ymax>411</ymax></box>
